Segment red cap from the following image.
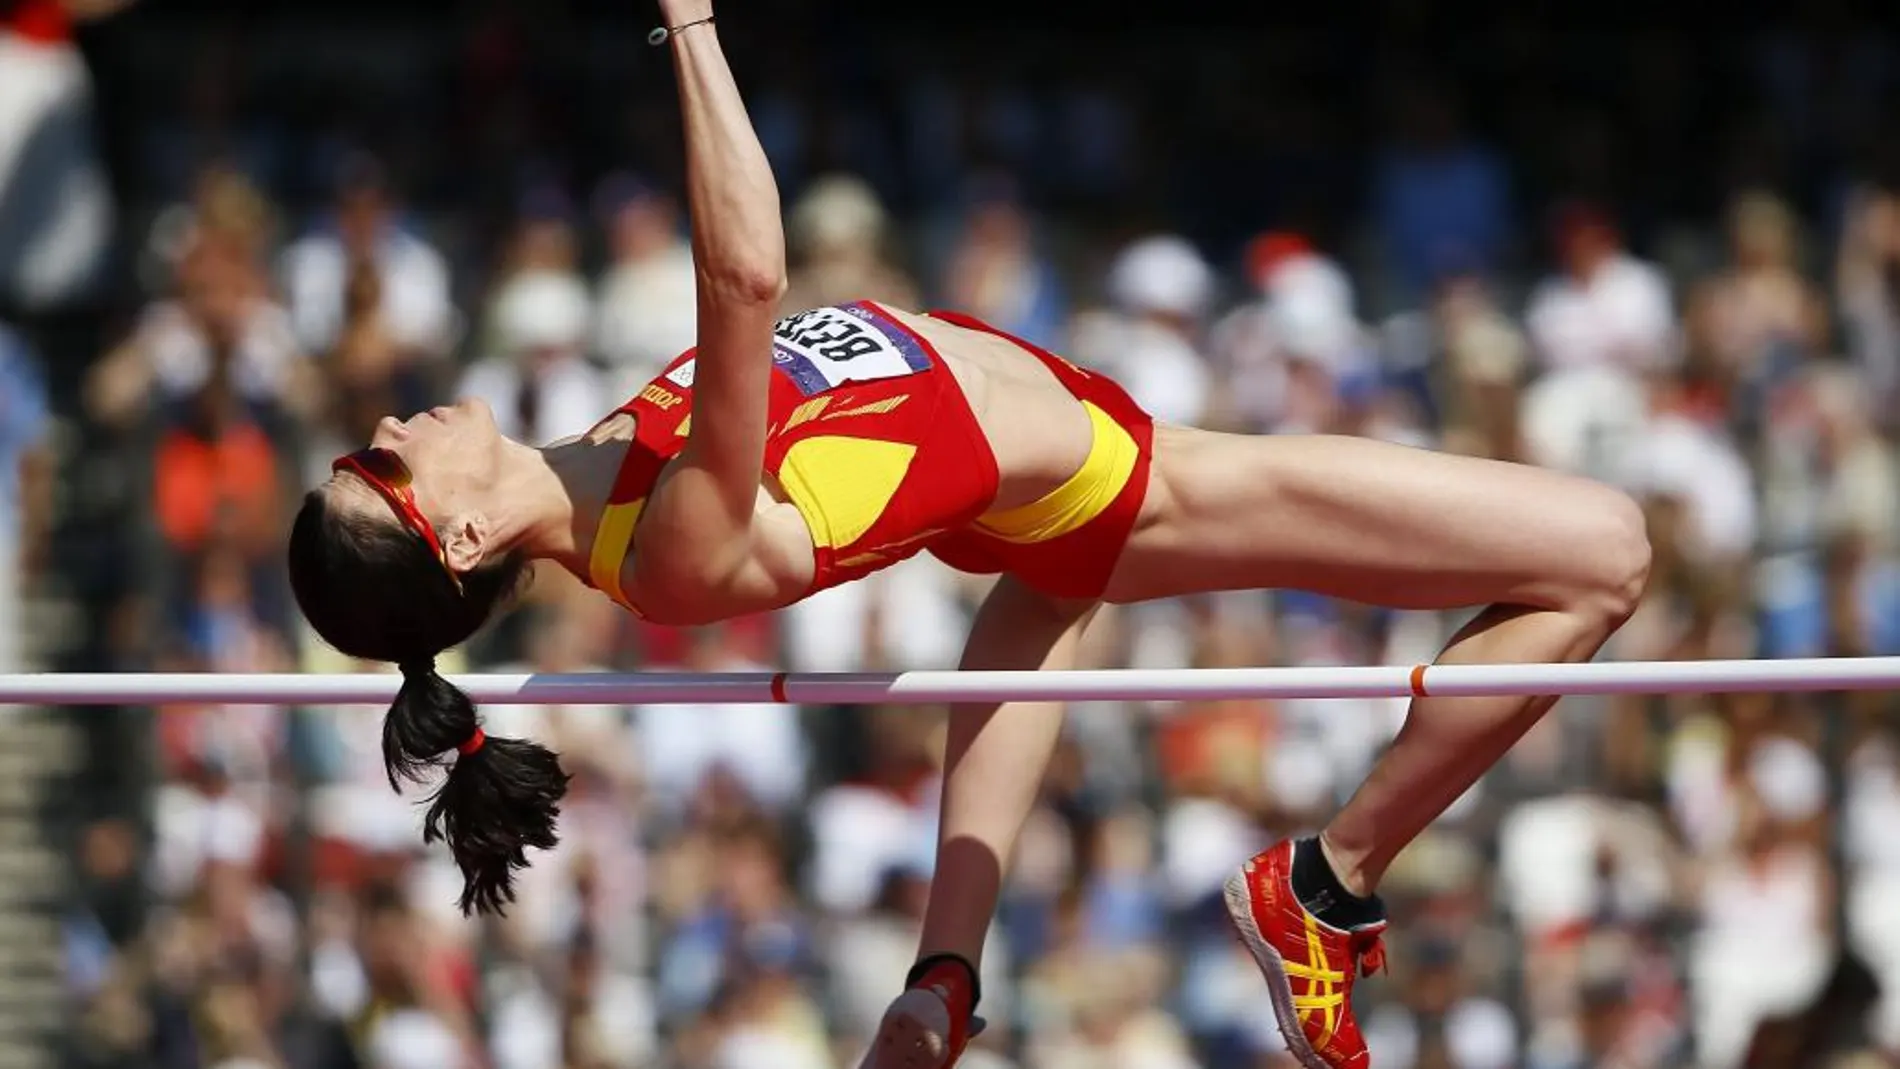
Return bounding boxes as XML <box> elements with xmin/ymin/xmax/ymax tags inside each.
<box><xmin>1246</xmin><ymin>231</ymin><xmax>1313</xmax><ymax>289</ymax></box>
<box><xmin>5</xmin><ymin>0</ymin><xmax>72</xmax><ymax>44</ymax></box>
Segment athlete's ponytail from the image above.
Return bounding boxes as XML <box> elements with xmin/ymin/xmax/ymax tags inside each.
<box><xmin>386</xmin><ymin>658</ymin><xmax>571</xmax><ymax>915</ymax></box>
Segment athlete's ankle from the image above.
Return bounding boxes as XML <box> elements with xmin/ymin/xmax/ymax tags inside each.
<box><xmin>1316</xmin><ymin>831</ymin><xmax>1380</xmax><ymax>899</ymax></box>
<box><xmin>1292</xmin><ymin>835</ymin><xmax>1387</xmax><ymax>930</ymax></box>
<box><xmin>907</xmin><ymin>952</ymin><xmax>982</xmax><ymax>1010</ymax></box>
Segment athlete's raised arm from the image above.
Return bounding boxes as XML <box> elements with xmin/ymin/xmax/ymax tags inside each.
<box><xmin>644</xmin><ymin>0</ymin><xmax>787</xmax><ymax>588</ymax></box>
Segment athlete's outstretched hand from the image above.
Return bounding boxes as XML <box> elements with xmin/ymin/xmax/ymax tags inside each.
<box><xmin>656</xmin><ymin>0</ymin><xmax>713</xmax><ymax>28</ymax></box>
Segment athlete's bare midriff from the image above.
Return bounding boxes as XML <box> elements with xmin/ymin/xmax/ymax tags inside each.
<box><xmin>882</xmin><ymin>307</ymin><xmax>1096</xmax><ymax>510</ymax></box>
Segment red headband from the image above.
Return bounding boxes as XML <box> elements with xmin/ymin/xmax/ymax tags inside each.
<box><xmin>332</xmin><ymin>448</ymin><xmax>464</xmax><ymax>594</ymax></box>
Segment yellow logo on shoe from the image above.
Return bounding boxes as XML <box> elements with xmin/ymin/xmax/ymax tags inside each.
<box><xmin>1287</xmin><ymin>912</ymin><xmax>1349</xmax><ymax>1050</ymax></box>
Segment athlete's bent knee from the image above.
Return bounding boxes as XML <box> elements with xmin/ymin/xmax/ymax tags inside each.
<box><xmin>1580</xmin><ymin>489</ymin><xmax>1652</xmax><ymax>626</ymax></box>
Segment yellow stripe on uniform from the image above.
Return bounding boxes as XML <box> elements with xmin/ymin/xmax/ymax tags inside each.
<box><xmin>821</xmin><ymin>394</ymin><xmax>910</xmax><ymax>420</ymax></box>
<box><xmin>589</xmin><ymin>498</ymin><xmax>646</xmax><ymax>612</ymax></box>
<box><xmin>777</xmin><ymin>436</ymin><xmax>917</xmax><ymax>549</ymax></box>
<box><xmin>784</xmin><ymin>396</ymin><xmax>832</xmax><ymax>431</ymax></box>
<box><xmin>974</xmin><ymin>401</ymin><xmax>1136</xmax><ymax>544</ymax></box>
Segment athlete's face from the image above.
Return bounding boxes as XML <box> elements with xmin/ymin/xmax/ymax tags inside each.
<box><xmin>328</xmin><ymin>399</ymin><xmax>508</xmax><ymax>564</ymax></box>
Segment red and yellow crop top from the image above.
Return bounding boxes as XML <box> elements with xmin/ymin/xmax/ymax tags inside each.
<box><xmin>586</xmin><ymin>301</ymin><xmax>1002</xmax><ymax>615</ymax></box>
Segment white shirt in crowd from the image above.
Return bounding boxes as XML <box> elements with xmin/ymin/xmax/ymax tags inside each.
<box><xmin>780</xmin><ymin>555</ymin><xmax>969</xmax><ymax>674</ymax></box>
<box><xmin>1692</xmin><ymin>840</ymin><xmax>1832</xmax><ymax>1069</ymax></box>
<box><xmin>1073</xmin><ymin>312</ymin><xmax>1212</xmax><ymax>428</ymax></box>
<box><xmin>455</xmin><ymin>270</ymin><xmax>607</xmax><ymax>445</ymax></box>
<box><xmin>635</xmin><ymin>688</ymin><xmax>809</xmax><ymax>818</ymax></box>
<box><xmin>1630</xmin><ymin>412</ymin><xmax>1760</xmax><ymax>561</ymax></box>
<box><xmin>488</xmin><ymin>965</ymin><xmax>656</xmax><ymax>1069</ymax></box>
<box><xmin>456</xmin><ymin>356</ymin><xmax>606</xmax><ymax>446</ymax></box>
<box><xmin>594</xmin><ymin>241</ymin><xmax>699</xmax><ymax>396</ymax></box>
<box><xmin>807</xmin><ymin>784</ymin><xmax>935</xmax><ymax>914</ymax></box>
<box><xmin>0</xmin><ymin>27</ymin><xmax>112</xmax><ymax>309</ymax></box>
<box><xmin>365</xmin><ymin>1009</ymin><xmax>469</xmax><ymax>1069</ymax></box>
<box><xmin>132</xmin><ymin>298</ymin><xmax>305</xmax><ymax>406</ymax></box>
<box><xmin>280</xmin><ymin>226</ymin><xmax>455</xmax><ymax>357</ymax></box>
<box><xmin>1084</xmin><ymin>234</ymin><xmax>1216</xmax><ymax>427</ymax></box>
<box><xmin>1525</xmin><ymin>253</ymin><xmax>1676</xmax><ymax>373</ymax></box>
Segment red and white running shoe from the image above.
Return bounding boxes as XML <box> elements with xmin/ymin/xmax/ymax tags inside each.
<box><xmin>856</xmin><ymin>955</ymin><xmax>985</xmax><ymax>1069</ymax></box>
<box><xmin>1224</xmin><ymin>840</ymin><xmax>1389</xmax><ymax>1069</ymax></box>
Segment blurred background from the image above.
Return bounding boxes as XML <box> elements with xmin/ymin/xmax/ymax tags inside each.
<box><xmin>3</xmin><ymin>1</ymin><xmax>1900</xmax><ymax>1067</ymax></box>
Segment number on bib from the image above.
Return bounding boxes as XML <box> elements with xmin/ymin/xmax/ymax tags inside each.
<box><xmin>772</xmin><ymin>306</ymin><xmax>932</xmax><ymax>396</ymax></box>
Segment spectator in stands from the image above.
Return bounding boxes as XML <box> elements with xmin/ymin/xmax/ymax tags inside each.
<box><xmin>1209</xmin><ymin>231</ymin><xmax>1381</xmax><ymax>437</ymax></box>
<box><xmin>455</xmin><ymin>269</ymin><xmax>604</xmax><ymax>446</ymax></box>
<box><xmin>937</xmin><ymin>175</ymin><xmax>1064</xmax><ymax>349</ymax></box>
<box><xmin>88</xmin><ymin>229</ymin><xmax>311</xmax><ymax>431</ymax></box>
<box><xmin>146</xmin><ymin>335</ymin><xmax>288</xmax><ymax>619</ymax></box>
<box><xmin>1695</xmin><ymin>191</ymin><xmax>1826</xmax><ymax>400</ymax></box>
<box><xmin>0</xmin><ymin>321</ymin><xmax>49</xmax><ymax>672</ymax></box>
<box><xmin>783</xmin><ymin>173</ymin><xmax>919</xmax><ymax>314</ymax></box>
<box><xmin>1836</xmin><ymin>182</ymin><xmax>1900</xmax><ymax>419</ymax></box>
<box><xmin>140</xmin><ymin>165</ymin><xmax>279</xmax><ymax>307</ymax></box>
<box><xmin>1377</xmin><ymin>252</ymin><xmax>1529</xmax><ymax>460</ymax></box>
<box><xmin>498</xmin><ymin>183</ymin><xmax>585</xmax><ymax>283</ymax></box>
<box><xmin>1370</xmin><ymin>77</ymin><xmax>1512</xmax><ymax>302</ymax></box>
<box><xmin>0</xmin><ymin>0</ymin><xmax>122</xmax><ymax>311</ymax></box>
<box><xmin>1073</xmin><ymin>232</ymin><xmax>1215</xmax><ymax>427</ymax></box>
<box><xmin>300</xmin><ymin>254</ymin><xmax>437</xmax><ymax>488</ymax></box>
<box><xmin>1691</xmin><ymin>784</ymin><xmax>1835</xmax><ymax>1068</ymax></box>
<box><xmin>280</xmin><ymin>154</ymin><xmax>455</xmax><ymax>366</ymax></box>
<box><xmin>1524</xmin><ymin>201</ymin><xmax>1676</xmax><ymax>375</ymax></box>
<box><xmin>592</xmin><ymin>172</ymin><xmax>699</xmax><ymax>399</ymax></box>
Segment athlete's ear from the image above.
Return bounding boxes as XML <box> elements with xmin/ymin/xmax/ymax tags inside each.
<box><xmin>441</xmin><ymin>512</ymin><xmax>493</xmax><ymax>575</ymax></box>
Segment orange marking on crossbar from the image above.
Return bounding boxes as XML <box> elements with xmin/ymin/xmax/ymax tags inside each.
<box><xmin>1410</xmin><ymin>664</ymin><xmax>1430</xmax><ymax>698</ymax></box>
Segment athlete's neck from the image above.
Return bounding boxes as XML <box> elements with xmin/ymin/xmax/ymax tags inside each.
<box><xmin>525</xmin><ymin>432</ymin><xmax>637</xmax><ymax>578</ymax></box>
<box><xmin>476</xmin><ymin>438</ymin><xmax>580</xmax><ymax>565</ymax></box>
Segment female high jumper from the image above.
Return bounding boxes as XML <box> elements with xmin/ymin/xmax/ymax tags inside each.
<box><xmin>286</xmin><ymin>3</ymin><xmax>1651</xmax><ymax>1066</ymax></box>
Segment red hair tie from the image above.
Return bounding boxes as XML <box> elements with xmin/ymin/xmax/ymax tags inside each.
<box><xmin>457</xmin><ymin>729</ymin><xmax>486</xmax><ymax>757</ymax></box>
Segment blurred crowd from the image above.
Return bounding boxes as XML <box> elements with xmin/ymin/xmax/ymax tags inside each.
<box><xmin>7</xmin><ymin>3</ymin><xmax>1900</xmax><ymax>1069</ymax></box>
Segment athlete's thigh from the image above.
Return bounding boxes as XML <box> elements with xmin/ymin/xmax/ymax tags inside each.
<box><xmin>959</xmin><ymin>574</ymin><xmax>1099</xmax><ymax>671</ymax></box>
<box><xmin>1105</xmin><ymin>426</ymin><xmax>1647</xmax><ymax>611</ymax></box>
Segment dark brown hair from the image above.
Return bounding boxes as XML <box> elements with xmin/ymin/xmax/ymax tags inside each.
<box><xmin>287</xmin><ymin>489</ymin><xmax>568</xmax><ymax>915</ymax></box>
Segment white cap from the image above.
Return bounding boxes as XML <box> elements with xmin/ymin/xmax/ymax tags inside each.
<box><xmin>495</xmin><ymin>270</ymin><xmax>591</xmax><ymax>354</ymax></box>
<box><xmin>1750</xmin><ymin>736</ymin><xmax>1827</xmax><ymax>822</ymax></box>
<box><xmin>1273</xmin><ymin>290</ymin><xmax>1356</xmax><ymax>369</ymax></box>
<box><xmin>1265</xmin><ymin>253</ymin><xmax>1353</xmax><ymax>315</ymax></box>
<box><xmin>1108</xmin><ymin>235</ymin><xmax>1213</xmax><ymax>318</ymax></box>
<box><xmin>790</xmin><ymin>174</ymin><xmax>887</xmax><ymax>256</ymax></box>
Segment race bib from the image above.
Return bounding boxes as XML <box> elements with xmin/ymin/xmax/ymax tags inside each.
<box><xmin>771</xmin><ymin>304</ymin><xmax>933</xmax><ymax>396</ymax></box>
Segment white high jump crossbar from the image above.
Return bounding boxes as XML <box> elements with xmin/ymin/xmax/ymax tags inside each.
<box><xmin>0</xmin><ymin>656</ymin><xmax>1897</xmax><ymax>706</ymax></box>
